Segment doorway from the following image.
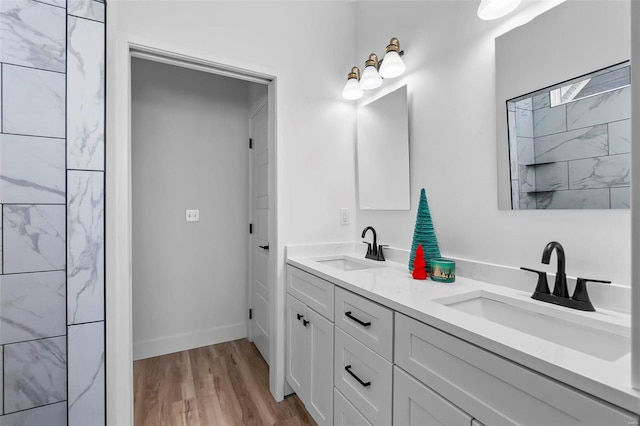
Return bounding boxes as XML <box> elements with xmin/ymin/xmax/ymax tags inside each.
<box><xmin>130</xmin><ymin>54</ymin><xmax>272</xmax><ymax>365</ymax></box>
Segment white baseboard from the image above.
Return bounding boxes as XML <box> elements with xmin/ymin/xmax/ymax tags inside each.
<box><xmin>133</xmin><ymin>322</ymin><xmax>247</xmax><ymax>360</ymax></box>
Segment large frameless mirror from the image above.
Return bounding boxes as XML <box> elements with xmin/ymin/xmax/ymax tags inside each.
<box><xmin>495</xmin><ymin>0</ymin><xmax>630</xmax><ymax>210</ymax></box>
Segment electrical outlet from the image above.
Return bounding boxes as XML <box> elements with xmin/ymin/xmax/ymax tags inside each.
<box><xmin>340</xmin><ymin>208</ymin><xmax>350</xmax><ymax>225</ymax></box>
<box><xmin>185</xmin><ymin>209</ymin><xmax>200</xmax><ymax>222</ymax></box>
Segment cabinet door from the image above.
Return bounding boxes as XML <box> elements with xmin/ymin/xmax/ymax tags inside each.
<box><xmin>286</xmin><ymin>294</ymin><xmax>307</xmax><ymax>398</ymax></box>
<box><xmin>334</xmin><ymin>388</ymin><xmax>373</xmax><ymax>426</ymax></box>
<box><xmin>394</xmin><ymin>366</ymin><xmax>472</xmax><ymax>426</ymax></box>
<box><xmin>306</xmin><ymin>308</ymin><xmax>334</xmax><ymax>426</ymax></box>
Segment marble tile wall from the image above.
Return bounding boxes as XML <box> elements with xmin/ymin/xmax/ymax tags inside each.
<box><xmin>509</xmin><ymin>83</ymin><xmax>631</xmax><ymax>210</ymax></box>
<box><xmin>0</xmin><ymin>0</ymin><xmax>105</xmax><ymax>423</ymax></box>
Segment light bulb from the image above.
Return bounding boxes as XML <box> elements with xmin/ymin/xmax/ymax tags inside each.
<box><xmin>379</xmin><ymin>50</ymin><xmax>406</xmax><ymax>79</ymax></box>
<box><xmin>342</xmin><ymin>77</ymin><xmax>363</xmax><ymax>100</ymax></box>
<box><xmin>477</xmin><ymin>0</ymin><xmax>522</xmax><ymax>20</ymax></box>
<box><xmin>360</xmin><ymin>65</ymin><xmax>382</xmax><ymax>90</ymax></box>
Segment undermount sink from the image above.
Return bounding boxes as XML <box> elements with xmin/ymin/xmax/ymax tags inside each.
<box><xmin>434</xmin><ymin>290</ymin><xmax>630</xmax><ymax>361</ymax></box>
<box><xmin>316</xmin><ymin>257</ymin><xmax>383</xmax><ymax>272</ymax></box>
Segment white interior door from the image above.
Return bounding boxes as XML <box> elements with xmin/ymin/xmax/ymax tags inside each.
<box><xmin>250</xmin><ymin>101</ymin><xmax>270</xmax><ymax>363</ymax></box>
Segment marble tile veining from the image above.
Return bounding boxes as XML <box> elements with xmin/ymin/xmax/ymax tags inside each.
<box><xmin>608</xmin><ymin>119</ymin><xmax>631</xmax><ymax>155</ymax></box>
<box><xmin>2</xmin><ymin>64</ymin><xmax>65</xmax><ymax>138</ymax></box>
<box><xmin>0</xmin><ymin>0</ymin><xmax>66</xmax><ymax>72</ymax></box>
<box><xmin>67</xmin><ymin>16</ymin><xmax>105</xmax><ymax>171</ymax></box>
<box><xmin>566</xmin><ymin>86</ymin><xmax>631</xmax><ymax>130</ymax></box>
<box><xmin>3</xmin><ymin>205</ymin><xmax>66</xmax><ymax>273</ymax></box>
<box><xmin>533</xmin><ymin>104</ymin><xmax>567</xmax><ymax>137</ymax></box>
<box><xmin>68</xmin><ymin>0</ymin><xmax>105</xmax><ymax>22</ymax></box>
<box><xmin>515</xmin><ymin>98</ymin><xmax>532</xmax><ymax>111</ymax></box>
<box><xmin>0</xmin><ymin>271</ymin><xmax>66</xmax><ymax>345</ymax></box>
<box><xmin>534</xmin><ymin>125</ymin><xmax>608</xmax><ymax>164</ymax></box>
<box><xmin>67</xmin><ymin>171</ymin><xmax>104</xmax><ymax>324</ymax></box>
<box><xmin>536</xmin><ymin>189</ymin><xmax>610</xmax><ymax>210</ymax></box>
<box><xmin>511</xmin><ymin>181</ymin><xmax>520</xmax><ymax>209</ymax></box>
<box><xmin>569</xmin><ymin>154</ymin><xmax>630</xmax><ymax>190</ymax></box>
<box><xmin>534</xmin><ymin>162</ymin><xmax>569</xmax><ymax>192</ymax></box>
<box><xmin>515</xmin><ymin>107</ymin><xmax>533</xmax><ymax>138</ymax></box>
<box><xmin>532</xmin><ymin>92</ymin><xmax>550</xmax><ymax>110</ymax></box>
<box><xmin>0</xmin><ymin>134</ymin><xmax>66</xmax><ymax>204</ymax></box>
<box><xmin>516</xmin><ymin>137</ymin><xmax>534</xmax><ymax>165</ymax></box>
<box><xmin>3</xmin><ymin>336</ymin><xmax>67</xmax><ymax>413</ymax></box>
<box><xmin>518</xmin><ymin>165</ymin><xmax>536</xmax><ymax>193</ymax></box>
<box><xmin>34</xmin><ymin>0</ymin><xmax>67</xmax><ymax>7</ymax></box>
<box><xmin>519</xmin><ymin>192</ymin><xmax>537</xmax><ymax>210</ymax></box>
<box><xmin>508</xmin><ymin>110</ymin><xmax>517</xmax><ymax>177</ymax></box>
<box><xmin>68</xmin><ymin>322</ymin><xmax>105</xmax><ymax>426</ymax></box>
<box><xmin>611</xmin><ymin>187</ymin><xmax>630</xmax><ymax>209</ymax></box>
<box><xmin>0</xmin><ymin>401</ymin><xmax>67</xmax><ymax>426</ymax></box>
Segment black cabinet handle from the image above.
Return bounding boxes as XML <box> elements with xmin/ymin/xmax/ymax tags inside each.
<box><xmin>345</xmin><ymin>365</ymin><xmax>371</xmax><ymax>387</ymax></box>
<box><xmin>303</xmin><ymin>319</ymin><xmax>310</xmax><ymax>327</ymax></box>
<box><xmin>296</xmin><ymin>313</ymin><xmax>304</xmax><ymax>321</ymax></box>
<box><xmin>259</xmin><ymin>245</ymin><xmax>269</xmax><ymax>250</ymax></box>
<box><xmin>345</xmin><ymin>311</ymin><xmax>371</xmax><ymax>327</ymax></box>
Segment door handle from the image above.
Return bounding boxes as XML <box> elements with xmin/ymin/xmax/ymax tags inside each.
<box><xmin>345</xmin><ymin>311</ymin><xmax>371</xmax><ymax>327</ymax></box>
<box><xmin>302</xmin><ymin>319</ymin><xmax>310</xmax><ymax>327</ymax></box>
<box><xmin>259</xmin><ymin>245</ymin><xmax>269</xmax><ymax>250</ymax></box>
<box><xmin>344</xmin><ymin>365</ymin><xmax>371</xmax><ymax>387</ymax></box>
<box><xmin>297</xmin><ymin>313</ymin><xmax>304</xmax><ymax>321</ymax></box>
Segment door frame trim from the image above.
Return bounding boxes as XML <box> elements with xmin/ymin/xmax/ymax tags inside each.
<box><xmin>107</xmin><ymin>32</ymin><xmax>280</xmax><ymax>425</ymax></box>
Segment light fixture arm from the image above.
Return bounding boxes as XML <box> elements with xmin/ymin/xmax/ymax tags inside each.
<box><xmin>365</xmin><ymin>53</ymin><xmax>380</xmax><ymax>70</ymax></box>
<box><xmin>347</xmin><ymin>66</ymin><xmax>361</xmax><ymax>81</ymax></box>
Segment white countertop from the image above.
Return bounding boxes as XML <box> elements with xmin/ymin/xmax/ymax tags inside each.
<box><xmin>287</xmin><ymin>248</ymin><xmax>640</xmax><ymax>415</ymax></box>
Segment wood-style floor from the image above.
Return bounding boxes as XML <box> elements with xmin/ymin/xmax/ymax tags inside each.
<box><xmin>134</xmin><ymin>339</ymin><xmax>317</xmax><ymax>426</ymax></box>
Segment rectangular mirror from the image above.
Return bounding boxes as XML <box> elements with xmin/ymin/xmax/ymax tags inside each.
<box><xmin>496</xmin><ymin>0</ymin><xmax>630</xmax><ymax>210</ymax></box>
<box><xmin>357</xmin><ymin>85</ymin><xmax>410</xmax><ymax>210</ymax></box>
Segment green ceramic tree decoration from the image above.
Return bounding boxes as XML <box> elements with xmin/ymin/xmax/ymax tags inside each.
<box><xmin>409</xmin><ymin>188</ymin><xmax>441</xmax><ymax>273</ymax></box>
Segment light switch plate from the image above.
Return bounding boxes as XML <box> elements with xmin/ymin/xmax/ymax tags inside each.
<box><xmin>185</xmin><ymin>209</ymin><xmax>200</xmax><ymax>222</ymax></box>
<box><xmin>340</xmin><ymin>208</ymin><xmax>350</xmax><ymax>225</ymax></box>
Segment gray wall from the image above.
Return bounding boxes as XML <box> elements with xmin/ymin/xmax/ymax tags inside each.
<box><xmin>0</xmin><ymin>0</ymin><xmax>105</xmax><ymax>424</ymax></box>
<box><xmin>131</xmin><ymin>58</ymin><xmax>256</xmax><ymax>359</ymax></box>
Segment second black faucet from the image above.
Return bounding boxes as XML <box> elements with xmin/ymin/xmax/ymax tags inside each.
<box><xmin>362</xmin><ymin>226</ymin><xmax>387</xmax><ymax>261</ymax></box>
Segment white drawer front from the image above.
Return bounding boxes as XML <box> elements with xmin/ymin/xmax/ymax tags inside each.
<box><xmin>394</xmin><ymin>366</ymin><xmax>472</xmax><ymax>426</ymax></box>
<box><xmin>334</xmin><ymin>388</ymin><xmax>373</xmax><ymax>426</ymax></box>
<box><xmin>335</xmin><ymin>287</ymin><xmax>393</xmax><ymax>361</ymax></box>
<box><xmin>395</xmin><ymin>313</ymin><xmax>637</xmax><ymax>426</ymax></box>
<box><xmin>287</xmin><ymin>266</ymin><xmax>334</xmax><ymax>321</ymax></box>
<box><xmin>334</xmin><ymin>327</ymin><xmax>392</xmax><ymax>426</ymax></box>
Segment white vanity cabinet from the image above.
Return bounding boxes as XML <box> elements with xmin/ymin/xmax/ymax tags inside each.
<box><xmin>395</xmin><ymin>313</ymin><xmax>638</xmax><ymax>426</ymax></box>
<box><xmin>286</xmin><ymin>267</ymin><xmax>334</xmax><ymax>426</ymax></box>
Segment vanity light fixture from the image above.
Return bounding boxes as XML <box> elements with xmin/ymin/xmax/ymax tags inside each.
<box><xmin>379</xmin><ymin>38</ymin><xmax>406</xmax><ymax>79</ymax></box>
<box><xmin>341</xmin><ymin>38</ymin><xmax>406</xmax><ymax>100</ymax></box>
<box><xmin>360</xmin><ymin>53</ymin><xmax>383</xmax><ymax>90</ymax></box>
<box><xmin>342</xmin><ymin>66</ymin><xmax>364</xmax><ymax>100</ymax></box>
<box><xmin>477</xmin><ymin>0</ymin><xmax>522</xmax><ymax>20</ymax></box>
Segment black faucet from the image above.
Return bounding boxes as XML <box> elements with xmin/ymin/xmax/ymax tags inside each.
<box><xmin>521</xmin><ymin>241</ymin><xmax>611</xmax><ymax>312</ymax></box>
<box><xmin>541</xmin><ymin>241</ymin><xmax>568</xmax><ymax>298</ymax></box>
<box><xmin>361</xmin><ymin>226</ymin><xmax>386</xmax><ymax>261</ymax></box>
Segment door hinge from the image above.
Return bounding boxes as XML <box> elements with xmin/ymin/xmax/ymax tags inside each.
<box><xmin>249</xmin><ymin>138</ymin><xmax>253</xmax><ymax>149</ymax></box>
<box><xmin>249</xmin><ymin>308</ymin><xmax>253</xmax><ymax>320</ymax></box>
<box><xmin>249</xmin><ymin>223</ymin><xmax>253</xmax><ymax>234</ymax></box>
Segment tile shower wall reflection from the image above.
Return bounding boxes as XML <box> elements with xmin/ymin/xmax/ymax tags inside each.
<box><xmin>0</xmin><ymin>0</ymin><xmax>105</xmax><ymax>424</ymax></box>
<box><xmin>508</xmin><ymin>67</ymin><xmax>631</xmax><ymax>210</ymax></box>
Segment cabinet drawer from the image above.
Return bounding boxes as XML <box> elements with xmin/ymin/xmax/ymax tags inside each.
<box><xmin>395</xmin><ymin>313</ymin><xmax>637</xmax><ymax>426</ymax></box>
<box><xmin>334</xmin><ymin>388</ymin><xmax>372</xmax><ymax>426</ymax></box>
<box><xmin>334</xmin><ymin>327</ymin><xmax>392</xmax><ymax>426</ymax></box>
<box><xmin>287</xmin><ymin>266</ymin><xmax>334</xmax><ymax>321</ymax></box>
<box><xmin>394</xmin><ymin>366</ymin><xmax>472</xmax><ymax>426</ymax></box>
<box><xmin>335</xmin><ymin>287</ymin><xmax>393</xmax><ymax>361</ymax></box>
